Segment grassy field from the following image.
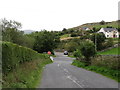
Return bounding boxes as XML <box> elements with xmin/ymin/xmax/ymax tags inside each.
<box><xmin>60</xmin><ymin>34</ymin><xmax>70</xmax><ymax>39</ymax></box>
<box><xmin>97</xmin><ymin>47</ymin><xmax>120</xmax><ymax>55</ymax></box>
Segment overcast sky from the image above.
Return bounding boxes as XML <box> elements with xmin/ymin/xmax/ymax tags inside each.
<box><xmin>0</xmin><ymin>0</ymin><xmax>119</xmax><ymax>31</ymax></box>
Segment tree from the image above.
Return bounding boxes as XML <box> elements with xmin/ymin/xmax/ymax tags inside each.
<box><xmin>33</xmin><ymin>30</ymin><xmax>60</xmax><ymax>53</ymax></box>
<box><xmin>99</xmin><ymin>20</ymin><xmax>106</xmax><ymax>25</ymax></box>
<box><xmin>1</xmin><ymin>18</ymin><xmax>35</xmax><ymax>49</ymax></box>
<box><xmin>90</xmin><ymin>33</ymin><xmax>106</xmax><ymax>50</ymax></box>
<box><xmin>62</xmin><ymin>28</ymin><xmax>68</xmax><ymax>34</ymax></box>
<box><xmin>1</xmin><ymin>18</ymin><xmax>23</xmax><ymax>42</ymax></box>
<box><xmin>71</xmin><ymin>33</ymin><xmax>77</xmax><ymax>37</ymax></box>
<box><xmin>80</xmin><ymin>40</ymin><xmax>96</xmax><ymax>64</ymax></box>
<box><xmin>64</xmin><ymin>41</ymin><xmax>78</xmax><ymax>52</ymax></box>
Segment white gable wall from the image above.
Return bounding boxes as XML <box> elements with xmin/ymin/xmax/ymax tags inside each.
<box><xmin>98</xmin><ymin>28</ymin><xmax>119</xmax><ymax>38</ymax></box>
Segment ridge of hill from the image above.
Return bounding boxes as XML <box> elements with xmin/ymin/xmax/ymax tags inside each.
<box><xmin>69</xmin><ymin>21</ymin><xmax>118</xmax><ymax>30</ymax></box>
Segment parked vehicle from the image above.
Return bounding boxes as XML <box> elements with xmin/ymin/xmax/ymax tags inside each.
<box><xmin>64</xmin><ymin>51</ymin><xmax>68</xmax><ymax>55</ymax></box>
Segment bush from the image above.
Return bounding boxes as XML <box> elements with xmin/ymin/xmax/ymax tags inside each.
<box><xmin>2</xmin><ymin>42</ymin><xmax>49</xmax><ymax>74</ymax></box>
<box><xmin>103</xmin><ymin>38</ymin><xmax>114</xmax><ymax>49</ymax></box>
<box><xmin>91</xmin><ymin>55</ymin><xmax>120</xmax><ymax>70</ymax></box>
<box><xmin>71</xmin><ymin>33</ymin><xmax>77</xmax><ymax>37</ymax></box>
<box><xmin>80</xmin><ymin>40</ymin><xmax>96</xmax><ymax>64</ymax></box>
<box><xmin>73</xmin><ymin>49</ymin><xmax>82</xmax><ymax>59</ymax></box>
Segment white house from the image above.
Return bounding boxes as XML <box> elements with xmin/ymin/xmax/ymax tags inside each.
<box><xmin>98</xmin><ymin>28</ymin><xmax>119</xmax><ymax>38</ymax></box>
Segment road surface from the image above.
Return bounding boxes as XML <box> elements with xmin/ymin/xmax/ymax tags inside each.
<box><xmin>39</xmin><ymin>52</ymin><xmax>119</xmax><ymax>88</ymax></box>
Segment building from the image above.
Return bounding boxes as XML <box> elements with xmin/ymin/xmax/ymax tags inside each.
<box><xmin>83</xmin><ymin>27</ymin><xmax>90</xmax><ymax>31</ymax></box>
<box><xmin>98</xmin><ymin>28</ymin><xmax>119</xmax><ymax>38</ymax></box>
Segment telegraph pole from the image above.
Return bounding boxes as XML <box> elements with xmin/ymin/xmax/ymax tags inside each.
<box><xmin>95</xmin><ymin>32</ymin><xmax>97</xmax><ymax>52</ymax></box>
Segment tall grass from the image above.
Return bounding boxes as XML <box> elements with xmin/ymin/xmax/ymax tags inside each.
<box><xmin>3</xmin><ymin>58</ymin><xmax>52</xmax><ymax>88</ymax></box>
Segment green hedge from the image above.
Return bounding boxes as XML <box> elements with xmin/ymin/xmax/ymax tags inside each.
<box><xmin>2</xmin><ymin>42</ymin><xmax>49</xmax><ymax>74</ymax></box>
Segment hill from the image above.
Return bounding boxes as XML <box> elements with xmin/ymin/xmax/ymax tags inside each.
<box><xmin>69</xmin><ymin>20</ymin><xmax>118</xmax><ymax>31</ymax></box>
<box><xmin>60</xmin><ymin>20</ymin><xmax>118</xmax><ymax>40</ymax></box>
<box><xmin>23</xmin><ymin>30</ymin><xmax>36</xmax><ymax>34</ymax></box>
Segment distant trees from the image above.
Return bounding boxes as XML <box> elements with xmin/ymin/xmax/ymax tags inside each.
<box><xmin>33</xmin><ymin>31</ymin><xmax>60</xmax><ymax>53</ymax></box>
<box><xmin>71</xmin><ymin>33</ymin><xmax>77</xmax><ymax>37</ymax></box>
<box><xmin>99</xmin><ymin>20</ymin><xmax>106</xmax><ymax>25</ymax></box>
<box><xmin>1</xmin><ymin>18</ymin><xmax>35</xmax><ymax>49</ymax></box>
<box><xmin>1</xmin><ymin>18</ymin><xmax>22</xmax><ymax>42</ymax></box>
<box><xmin>64</xmin><ymin>41</ymin><xmax>78</xmax><ymax>52</ymax></box>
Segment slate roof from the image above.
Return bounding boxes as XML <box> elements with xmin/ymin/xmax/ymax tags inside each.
<box><xmin>102</xmin><ymin>28</ymin><xmax>118</xmax><ymax>32</ymax></box>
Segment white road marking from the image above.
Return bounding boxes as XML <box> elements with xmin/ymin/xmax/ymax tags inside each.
<box><xmin>67</xmin><ymin>75</ymin><xmax>83</xmax><ymax>88</ymax></box>
<box><xmin>63</xmin><ymin>69</ymin><xmax>69</xmax><ymax>73</ymax></box>
<box><xmin>58</xmin><ymin>64</ymin><xmax>60</xmax><ymax>67</ymax></box>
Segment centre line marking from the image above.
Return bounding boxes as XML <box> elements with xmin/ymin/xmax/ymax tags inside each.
<box><xmin>67</xmin><ymin>76</ymin><xmax>83</xmax><ymax>88</ymax></box>
<box><xmin>64</xmin><ymin>69</ymin><xmax>69</xmax><ymax>73</ymax></box>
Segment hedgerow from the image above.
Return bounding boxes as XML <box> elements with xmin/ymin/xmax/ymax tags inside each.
<box><xmin>2</xmin><ymin>42</ymin><xmax>49</xmax><ymax>74</ymax></box>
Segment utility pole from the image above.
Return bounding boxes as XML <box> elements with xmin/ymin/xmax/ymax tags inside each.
<box><xmin>95</xmin><ymin>32</ymin><xmax>97</xmax><ymax>52</ymax></box>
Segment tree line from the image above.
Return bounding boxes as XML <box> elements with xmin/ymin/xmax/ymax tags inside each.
<box><xmin>0</xmin><ymin>18</ymin><xmax>60</xmax><ymax>53</ymax></box>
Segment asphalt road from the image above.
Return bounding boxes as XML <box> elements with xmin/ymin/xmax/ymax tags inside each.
<box><xmin>39</xmin><ymin>52</ymin><xmax>119</xmax><ymax>88</ymax></box>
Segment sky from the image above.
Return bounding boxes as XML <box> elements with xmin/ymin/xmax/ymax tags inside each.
<box><xmin>0</xmin><ymin>0</ymin><xmax>119</xmax><ymax>31</ymax></box>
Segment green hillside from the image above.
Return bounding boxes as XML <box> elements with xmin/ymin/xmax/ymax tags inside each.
<box><xmin>69</xmin><ymin>21</ymin><xmax>118</xmax><ymax>31</ymax></box>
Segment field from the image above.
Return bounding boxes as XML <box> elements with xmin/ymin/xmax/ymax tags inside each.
<box><xmin>97</xmin><ymin>47</ymin><xmax>120</xmax><ymax>55</ymax></box>
<box><xmin>60</xmin><ymin>34</ymin><xmax>70</xmax><ymax>39</ymax></box>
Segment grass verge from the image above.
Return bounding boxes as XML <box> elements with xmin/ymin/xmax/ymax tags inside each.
<box><xmin>72</xmin><ymin>60</ymin><xmax>120</xmax><ymax>82</ymax></box>
<box><xmin>68</xmin><ymin>55</ymin><xmax>75</xmax><ymax>58</ymax></box>
<box><xmin>97</xmin><ymin>47</ymin><xmax>120</xmax><ymax>55</ymax></box>
<box><xmin>2</xmin><ymin>55</ymin><xmax>53</xmax><ymax>88</ymax></box>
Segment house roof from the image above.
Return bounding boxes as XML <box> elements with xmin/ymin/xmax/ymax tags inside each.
<box><xmin>102</xmin><ymin>28</ymin><xmax>118</xmax><ymax>32</ymax></box>
<box><xmin>81</xmin><ymin>27</ymin><xmax>90</xmax><ymax>30</ymax></box>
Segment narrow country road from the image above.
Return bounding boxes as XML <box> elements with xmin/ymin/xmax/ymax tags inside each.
<box><xmin>39</xmin><ymin>52</ymin><xmax>119</xmax><ymax>88</ymax></box>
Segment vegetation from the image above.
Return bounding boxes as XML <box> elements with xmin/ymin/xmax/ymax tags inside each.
<box><xmin>72</xmin><ymin>60</ymin><xmax>120</xmax><ymax>82</ymax></box>
<box><xmin>2</xmin><ymin>42</ymin><xmax>52</xmax><ymax>88</ymax></box>
<box><xmin>90</xmin><ymin>33</ymin><xmax>106</xmax><ymax>50</ymax></box>
<box><xmin>33</xmin><ymin>30</ymin><xmax>60</xmax><ymax>53</ymax></box>
<box><xmin>3</xmin><ymin>56</ymin><xmax>52</xmax><ymax>88</ymax></box>
<box><xmin>97</xmin><ymin>47</ymin><xmax>120</xmax><ymax>55</ymax></box>
<box><xmin>64</xmin><ymin>41</ymin><xmax>78</xmax><ymax>52</ymax></box>
<box><xmin>69</xmin><ymin>20</ymin><xmax>118</xmax><ymax>32</ymax></box>
<box><xmin>73</xmin><ymin>49</ymin><xmax>82</xmax><ymax>59</ymax></box>
<box><xmin>1</xmin><ymin>18</ymin><xmax>119</xmax><ymax>88</ymax></box>
<box><xmin>80</xmin><ymin>41</ymin><xmax>96</xmax><ymax>58</ymax></box>
<box><xmin>60</xmin><ymin>34</ymin><xmax>70</xmax><ymax>38</ymax></box>
<box><xmin>74</xmin><ymin>40</ymin><xmax>96</xmax><ymax>65</ymax></box>
<box><xmin>1</xmin><ymin>18</ymin><xmax>35</xmax><ymax>49</ymax></box>
<box><xmin>91</xmin><ymin>55</ymin><xmax>120</xmax><ymax>70</ymax></box>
